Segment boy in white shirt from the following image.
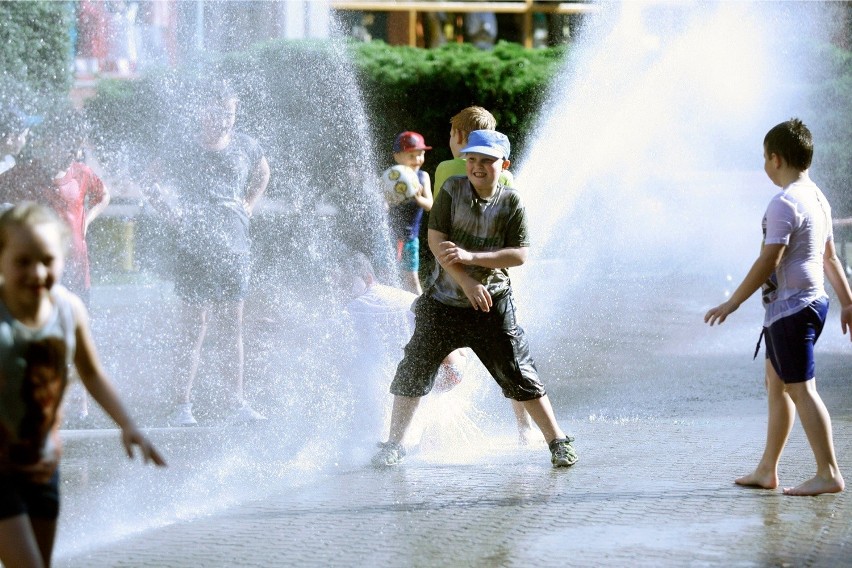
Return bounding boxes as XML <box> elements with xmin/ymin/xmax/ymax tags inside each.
<box><xmin>705</xmin><ymin>118</ymin><xmax>852</xmax><ymax>496</ymax></box>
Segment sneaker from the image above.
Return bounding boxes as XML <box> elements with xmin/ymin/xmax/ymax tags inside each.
<box><xmin>371</xmin><ymin>441</ymin><xmax>406</xmax><ymax>467</ymax></box>
<box><xmin>168</xmin><ymin>402</ymin><xmax>198</xmax><ymax>427</ymax></box>
<box><xmin>226</xmin><ymin>401</ymin><xmax>267</xmax><ymax>424</ymax></box>
<box><xmin>549</xmin><ymin>436</ymin><xmax>578</xmax><ymax>467</ymax></box>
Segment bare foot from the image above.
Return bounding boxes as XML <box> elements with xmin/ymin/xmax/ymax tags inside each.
<box><xmin>735</xmin><ymin>470</ymin><xmax>778</xmax><ymax>489</ymax></box>
<box><xmin>783</xmin><ymin>474</ymin><xmax>844</xmax><ymax>496</ymax></box>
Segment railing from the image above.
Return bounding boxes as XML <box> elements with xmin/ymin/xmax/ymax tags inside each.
<box><xmin>329</xmin><ymin>0</ymin><xmax>598</xmax><ymax>47</ymax></box>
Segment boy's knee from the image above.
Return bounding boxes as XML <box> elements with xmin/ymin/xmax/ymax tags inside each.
<box><xmin>783</xmin><ymin>379</ymin><xmax>815</xmax><ymax>400</ymax></box>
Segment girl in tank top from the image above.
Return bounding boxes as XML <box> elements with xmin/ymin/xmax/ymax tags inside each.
<box><xmin>0</xmin><ymin>202</ymin><xmax>166</xmax><ymax>568</ymax></box>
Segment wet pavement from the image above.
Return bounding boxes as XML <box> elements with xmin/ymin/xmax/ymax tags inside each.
<box><xmin>51</xmin><ymin>278</ymin><xmax>852</xmax><ymax>567</ymax></box>
<box><xmin>56</xmin><ymin>415</ymin><xmax>852</xmax><ymax>568</ymax></box>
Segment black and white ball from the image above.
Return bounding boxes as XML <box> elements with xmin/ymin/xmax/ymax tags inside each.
<box><xmin>381</xmin><ymin>165</ymin><xmax>420</xmax><ymax>206</ymax></box>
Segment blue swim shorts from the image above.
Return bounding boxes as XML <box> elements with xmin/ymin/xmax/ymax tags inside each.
<box><xmin>764</xmin><ymin>297</ymin><xmax>829</xmax><ymax>383</ymax></box>
<box><xmin>0</xmin><ymin>470</ymin><xmax>60</xmax><ymax>521</ymax></box>
<box><xmin>398</xmin><ymin>238</ymin><xmax>420</xmax><ymax>273</ymax></box>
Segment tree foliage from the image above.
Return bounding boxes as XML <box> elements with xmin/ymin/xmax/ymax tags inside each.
<box><xmin>83</xmin><ymin>35</ymin><xmax>851</xmax><ymax>217</ymax></box>
<box><xmin>352</xmin><ymin>40</ymin><xmax>566</xmax><ymax>171</ymax></box>
<box><xmin>0</xmin><ymin>1</ymin><xmax>73</xmax><ymax>102</ymax></box>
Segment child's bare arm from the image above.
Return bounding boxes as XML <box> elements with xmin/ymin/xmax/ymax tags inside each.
<box><xmin>139</xmin><ymin>160</ymin><xmax>179</xmax><ymax>224</ymax></box>
<box><xmin>823</xmin><ymin>239</ymin><xmax>852</xmax><ymax>338</ymax></box>
<box><xmin>70</xmin><ymin>296</ymin><xmax>166</xmax><ymax>466</ymax></box>
<box><xmin>140</xmin><ymin>182</ymin><xmax>173</xmax><ymax>218</ymax></box>
<box><xmin>243</xmin><ymin>156</ymin><xmax>271</xmax><ymax>215</ymax></box>
<box><xmin>413</xmin><ymin>175</ymin><xmax>433</xmax><ymax>212</ymax></box>
<box><xmin>705</xmin><ymin>243</ymin><xmax>785</xmax><ymax>325</ymax></box>
<box><xmin>83</xmin><ymin>178</ymin><xmax>110</xmax><ymax>236</ymax></box>
<box><xmin>428</xmin><ymin>228</ymin><xmax>493</xmax><ymax>311</ymax></box>
<box><xmin>437</xmin><ymin>242</ymin><xmax>527</xmax><ymax>269</ymax></box>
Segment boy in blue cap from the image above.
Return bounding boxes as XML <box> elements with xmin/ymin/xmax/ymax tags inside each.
<box><xmin>705</xmin><ymin>118</ymin><xmax>852</xmax><ymax>496</ymax></box>
<box><xmin>373</xmin><ymin>130</ymin><xmax>578</xmax><ymax>468</ymax></box>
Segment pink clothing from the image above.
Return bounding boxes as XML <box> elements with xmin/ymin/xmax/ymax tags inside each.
<box><xmin>77</xmin><ymin>0</ymin><xmax>109</xmax><ymax>59</ymax></box>
<box><xmin>46</xmin><ymin>162</ymin><xmax>107</xmax><ymax>293</ymax></box>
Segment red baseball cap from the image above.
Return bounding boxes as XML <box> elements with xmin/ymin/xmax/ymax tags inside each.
<box><xmin>393</xmin><ymin>131</ymin><xmax>432</xmax><ymax>153</ymax></box>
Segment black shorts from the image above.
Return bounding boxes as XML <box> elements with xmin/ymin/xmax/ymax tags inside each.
<box><xmin>765</xmin><ymin>297</ymin><xmax>829</xmax><ymax>383</ymax></box>
<box><xmin>0</xmin><ymin>470</ymin><xmax>60</xmax><ymax>521</ymax></box>
<box><xmin>390</xmin><ymin>294</ymin><xmax>546</xmax><ymax>401</ymax></box>
<box><xmin>174</xmin><ymin>249</ymin><xmax>251</xmax><ymax>305</ymax></box>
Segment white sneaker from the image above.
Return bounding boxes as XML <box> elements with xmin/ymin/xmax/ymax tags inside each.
<box><xmin>168</xmin><ymin>402</ymin><xmax>198</xmax><ymax>426</ymax></box>
<box><xmin>226</xmin><ymin>401</ymin><xmax>266</xmax><ymax>424</ymax></box>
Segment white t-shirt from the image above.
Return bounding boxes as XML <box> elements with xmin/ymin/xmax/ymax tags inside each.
<box><xmin>761</xmin><ymin>178</ymin><xmax>832</xmax><ymax>326</ymax></box>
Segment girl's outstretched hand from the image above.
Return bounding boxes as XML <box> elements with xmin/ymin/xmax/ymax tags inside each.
<box><xmin>122</xmin><ymin>427</ymin><xmax>167</xmax><ymax>466</ymax></box>
<box><xmin>704</xmin><ymin>300</ymin><xmax>738</xmax><ymax>326</ymax></box>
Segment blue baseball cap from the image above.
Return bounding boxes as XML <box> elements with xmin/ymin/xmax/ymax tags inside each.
<box><xmin>460</xmin><ymin>130</ymin><xmax>510</xmax><ymax>160</ymax></box>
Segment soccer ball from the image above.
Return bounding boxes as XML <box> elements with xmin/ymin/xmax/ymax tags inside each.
<box><xmin>381</xmin><ymin>165</ymin><xmax>420</xmax><ymax>206</ymax></box>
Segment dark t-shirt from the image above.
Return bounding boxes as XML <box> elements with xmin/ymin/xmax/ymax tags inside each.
<box><xmin>427</xmin><ymin>176</ymin><xmax>529</xmax><ymax>307</ymax></box>
<box><xmin>164</xmin><ymin>132</ymin><xmax>264</xmax><ymax>260</ymax></box>
<box><xmin>388</xmin><ymin>169</ymin><xmax>428</xmax><ymax>242</ymax></box>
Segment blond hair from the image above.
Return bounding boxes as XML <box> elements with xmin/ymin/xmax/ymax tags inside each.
<box><xmin>450</xmin><ymin>106</ymin><xmax>497</xmax><ymax>140</ymax></box>
<box><xmin>0</xmin><ymin>202</ymin><xmax>70</xmax><ymax>253</ymax></box>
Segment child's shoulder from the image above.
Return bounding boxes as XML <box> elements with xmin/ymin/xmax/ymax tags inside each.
<box><xmin>441</xmin><ymin>174</ymin><xmax>471</xmax><ymax>194</ymax></box>
<box><xmin>50</xmin><ymin>284</ymin><xmax>86</xmax><ymax>322</ymax></box>
<box><xmin>435</xmin><ymin>158</ymin><xmax>465</xmax><ymax>173</ymax></box>
<box><xmin>68</xmin><ymin>160</ymin><xmax>99</xmax><ymax>180</ymax></box>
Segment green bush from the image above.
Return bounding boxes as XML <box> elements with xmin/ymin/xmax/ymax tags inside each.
<box><xmin>83</xmin><ymin>35</ymin><xmax>852</xmax><ymax>249</ymax></box>
<box><xmin>85</xmin><ymin>39</ymin><xmax>566</xmax><ymax>182</ymax></box>
<box><xmin>0</xmin><ymin>1</ymin><xmax>73</xmax><ymax>102</ymax></box>
<box><xmin>83</xmin><ymin>39</ymin><xmax>567</xmax><ymax>279</ymax></box>
<box><xmin>352</xmin><ymin>40</ymin><xmax>566</xmax><ymax>170</ymax></box>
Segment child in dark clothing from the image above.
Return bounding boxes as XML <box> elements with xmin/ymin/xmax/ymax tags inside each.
<box><xmin>372</xmin><ymin>130</ymin><xmax>577</xmax><ymax>469</ymax></box>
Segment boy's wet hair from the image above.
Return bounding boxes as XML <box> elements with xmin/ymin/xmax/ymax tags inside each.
<box><xmin>450</xmin><ymin>106</ymin><xmax>497</xmax><ymax>137</ymax></box>
<box><xmin>198</xmin><ymin>78</ymin><xmax>238</xmax><ymax>108</ymax></box>
<box><xmin>764</xmin><ymin>118</ymin><xmax>813</xmax><ymax>171</ymax></box>
<box><xmin>0</xmin><ymin>202</ymin><xmax>71</xmax><ymax>252</ymax></box>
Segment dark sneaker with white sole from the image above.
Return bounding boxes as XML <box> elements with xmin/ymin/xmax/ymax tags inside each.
<box><xmin>549</xmin><ymin>436</ymin><xmax>578</xmax><ymax>467</ymax></box>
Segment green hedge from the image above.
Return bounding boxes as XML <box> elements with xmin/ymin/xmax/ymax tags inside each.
<box><xmin>83</xmin><ymin>39</ymin><xmax>566</xmax><ymax>282</ymax></box>
<box><xmin>85</xmin><ymin>39</ymin><xmax>565</xmax><ymax>185</ymax></box>
<box><xmin>84</xmin><ymin>35</ymin><xmax>852</xmax><ymax>227</ymax></box>
<box><xmin>352</xmin><ymin>40</ymin><xmax>566</xmax><ymax>171</ymax></box>
<box><xmin>0</xmin><ymin>1</ymin><xmax>73</xmax><ymax>103</ymax></box>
